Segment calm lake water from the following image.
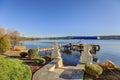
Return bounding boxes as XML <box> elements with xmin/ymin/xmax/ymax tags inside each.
<box><xmin>20</xmin><ymin>40</ymin><xmax>120</xmax><ymax>66</ymax></box>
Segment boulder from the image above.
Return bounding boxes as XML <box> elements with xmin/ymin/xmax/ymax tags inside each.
<box><xmin>98</xmin><ymin>62</ymin><xmax>106</xmax><ymax>70</ymax></box>
<box><xmin>105</xmin><ymin>59</ymin><xmax>116</xmax><ymax>69</ymax></box>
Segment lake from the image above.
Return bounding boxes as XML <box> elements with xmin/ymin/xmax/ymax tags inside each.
<box><xmin>20</xmin><ymin>40</ymin><xmax>120</xmax><ymax>66</ymax></box>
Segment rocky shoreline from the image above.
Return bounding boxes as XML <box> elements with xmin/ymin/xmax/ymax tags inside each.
<box><xmin>84</xmin><ymin>68</ymin><xmax>120</xmax><ymax>80</ymax></box>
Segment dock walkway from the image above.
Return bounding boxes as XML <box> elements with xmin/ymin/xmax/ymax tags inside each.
<box><xmin>25</xmin><ymin>43</ymin><xmax>82</xmax><ymax>52</ymax></box>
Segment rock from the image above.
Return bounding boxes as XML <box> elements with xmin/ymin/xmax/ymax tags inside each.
<box><xmin>98</xmin><ymin>62</ymin><xmax>106</xmax><ymax>70</ymax></box>
<box><xmin>105</xmin><ymin>59</ymin><xmax>116</xmax><ymax>69</ymax></box>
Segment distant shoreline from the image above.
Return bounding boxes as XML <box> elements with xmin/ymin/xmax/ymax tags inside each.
<box><xmin>21</xmin><ymin>36</ymin><xmax>120</xmax><ymax>40</ymax></box>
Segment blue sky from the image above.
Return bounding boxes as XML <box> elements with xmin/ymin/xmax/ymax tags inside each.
<box><xmin>0</xmin><ymin>0</ymin><xmax>120</xmax><ymax>37</ymax></box>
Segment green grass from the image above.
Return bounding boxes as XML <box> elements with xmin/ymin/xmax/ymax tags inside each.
<box><xmin>0</xmin><ymin>56</ymin><xmax>31</xmax><ymax>80</ymax></box>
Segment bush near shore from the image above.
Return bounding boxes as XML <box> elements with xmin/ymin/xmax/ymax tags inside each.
<box><xmin>85</xmin><ymin>64</ymin><xmax>103</xmax><ymax>78</ymax></box>
<box><xmin>0</xmin><ymin>55</ymin><xmax>31</xmax><ymax>80</ymax></box>
<box><xmin>28</xmin><ymin>49</ymin><xmax>46</xmax><ymax>64</ymax></box>
<box><xmin>28</xmin><ymin>49</ymin><xmax>38</xmax><ymax>58</ymax></box>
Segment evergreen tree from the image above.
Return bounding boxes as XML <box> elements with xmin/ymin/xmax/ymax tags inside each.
<box><xmin>0</xmin><ymin>36</ymin><xmax>11</xmax><ymax>53</ymax></box>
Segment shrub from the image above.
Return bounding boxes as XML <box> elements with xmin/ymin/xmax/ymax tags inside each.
<box><xmin>0</xmin><ymin>55</ymin><xmax>31</xmax><ymax>80</ymax></box>
<box><xmin>0</xmin><ymin>36</ymin><xmax>11</xmax><ymax>53</ymax></box>
<box><xmin>42</xmin><ymin>56</ymin><xmax>51</xmax><ymax>62</ymax></box>
<box><xmin>28</xmin><ymin>49</ymin><xmax>38</xmax><ymax>58</ymax></box>
<box><xmin>34</xmin><ymin>57</ymin><xmax>46</xmax><ymax>65</ymax></box>
<box><xmin>115</xmin><ymin>66</ymin><xmax>120</xmax><ymax>71</ymax></box>
<box><xmin>85</xmin><ymin>64</ymin><xmax>103</xmax><ymax>78</ymax></box>
<box><xmin>20</xmin><ymin>52</ymin><xmax>28</xmax><ymax>58</ymax></box>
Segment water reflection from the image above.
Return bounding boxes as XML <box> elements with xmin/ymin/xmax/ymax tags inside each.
<box><xmin>62</xmin><ymin>51</ymin><xmax>80</xmax><ymax>66</ymax></box>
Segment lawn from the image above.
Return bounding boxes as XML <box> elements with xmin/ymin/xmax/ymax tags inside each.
<box><xmin>0</xmin><ymin>55</ymin><xmax>31</xmax><ymax>80</ymax></box>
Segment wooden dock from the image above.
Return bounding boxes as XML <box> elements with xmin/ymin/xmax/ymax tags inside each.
<box><xmin>25</xmin><ymin>43</ymin><xmax>99</xmax><ymax>53</ymax></box>
<box><xmin>38</xmin><ymin>47</ymin><xmax>54</xmax><ymax>51</ymax></box>
<box><xmin>36</xmin><ymin>43</ymin><xmax>82</xmax><ymax>51</ymax></box>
